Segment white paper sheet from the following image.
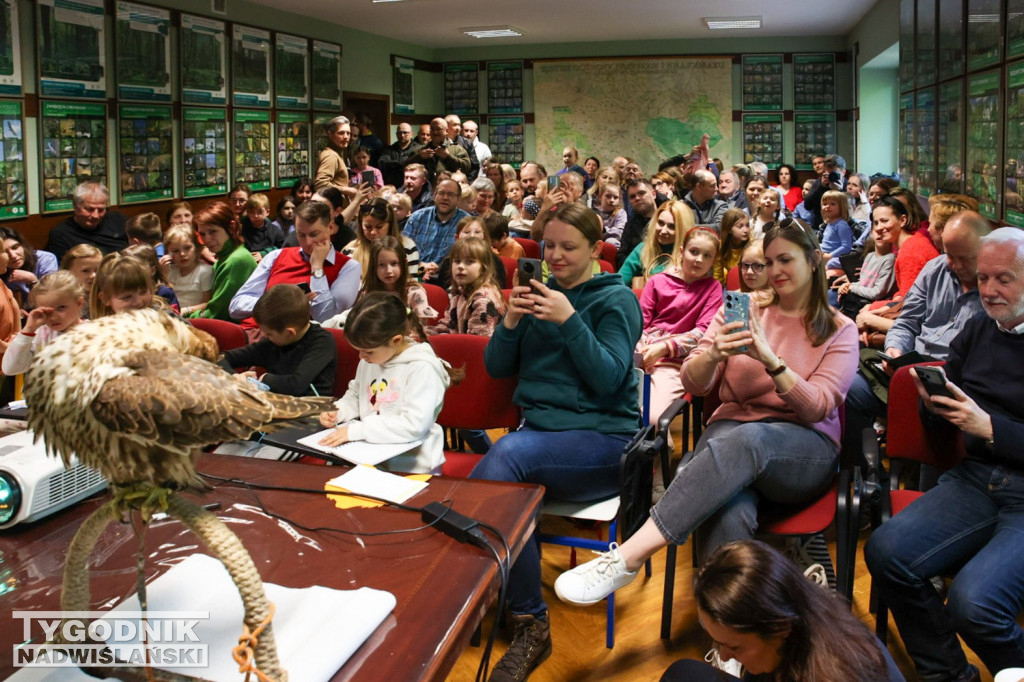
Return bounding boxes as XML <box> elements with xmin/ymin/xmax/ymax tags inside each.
<box><xmin>326</xmin><ymin>465</ymin><xmax>429</xmax><ymax>504</ymax></box>
<box><xmin>296</xmin><ymin>428</ymin><xmax>422</xmax><ymax>465</ymax></box>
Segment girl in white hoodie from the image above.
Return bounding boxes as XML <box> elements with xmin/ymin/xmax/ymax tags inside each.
<box><xmin>318</xmin><ymin>292</ymin><xmax>453</xmax><ymax>474</ymax></box>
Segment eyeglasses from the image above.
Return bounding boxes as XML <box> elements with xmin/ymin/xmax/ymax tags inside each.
<box><xmin>740</xmin><ymin>262</ymin><xmax>766</xmax><ymax>273</ymax></box>
<box><xmin>359</xmin><ymin>199</ymin><xmax>389</xmax><ymax>217</ymax></box>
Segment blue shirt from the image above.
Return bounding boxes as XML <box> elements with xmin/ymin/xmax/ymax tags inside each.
<box><xmin>403</xmin><ymin>206</ymin><xmax>469</xmax><ymax>264</ymax></box>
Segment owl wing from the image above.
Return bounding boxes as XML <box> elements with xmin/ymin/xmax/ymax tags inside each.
<box><xmin>91</xmin><ymin>349</ymin><xmax>330</xmax><ymax>452</ymax></box>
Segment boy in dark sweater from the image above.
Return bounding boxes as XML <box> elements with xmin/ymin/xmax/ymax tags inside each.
<box><xmin>241</xmin><ymin>193</ymin><xmax>285</xmax><ymax>263</ymax></box>
<box><xmin>217</xmin><ymin>283</ymin><xmax>336</xmax><ymax>396</ymax></box>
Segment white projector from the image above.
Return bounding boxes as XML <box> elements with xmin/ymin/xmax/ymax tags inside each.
<box><xmin>0</xmin><ymin>429</ymin><xmax>107</xmax><ymax>529</ymax></box>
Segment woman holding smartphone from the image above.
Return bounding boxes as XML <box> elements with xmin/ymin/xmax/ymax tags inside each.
<box><xmin>471</xmin><ymin>202</ymin><xmax>642</xmax><ymax>681</ymax></box>
<box><xmin>555</xmin><ymin>220</ymin><xmax>858</xmax><ymax>605</ymax></box>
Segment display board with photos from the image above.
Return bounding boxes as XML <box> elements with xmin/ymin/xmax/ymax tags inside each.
<box><xmin>393</xmin><ymin>56</ymin><xmax>414</xmax><ymax>114</ymax></box>
<box><xmin>899</xmin><ymin>0</ymin><xmax>915</xmax><ymax>92</ymax></box>
<box><xmin>0</xmin><ymin>100</ymin><xmax>26</xmax><ymax>219</ymax></box>
<box><xmin>916</xmin><ymin>88</ymin><xmax>937</xmax><ymax>196</ymax></box>
<box><xmin>276</xmin><ymin>112</ymin><xmax>310</xmax><ymax>188</ymax></box>
<box><xmin>40</xmin><ymin>101</ymin><xmax>107</xmax><ymax>213</ymax></box>
<box><xmin>232</xmin><ymin>24</ymin><xmax>271</xmax><ymax>107</ymax></box>
<box><xmin>182</xmin><ymin>107</ymin><xmax>227</xmax><ymax>198</ymax></box>
<box><xmin>915</xmin><ymin>0</ymin><xmax>937</xmax><ymax>87</ymax></box>
<box><xmin>1004</xmin><ymin>61</ymin><xmax>1024</xmax><ymax>226</ymax></box>
<box><xmin>487</xmin><ymin>116</ymin><xmax>524</xmax><ymax>167</ymax></box>
<box><xmin>741</xmin><ymin>114</ymin><xmax>783</xmax><ymax>167</ymax></box>
<box><xmin>233</xmin><ymin>109</ymin><xmax>272</xmax><ymax>191</ymax></box>
<box><xmin>0</xmin><ymin>1</ymin><xmax>22</xmax><ymax>96</ymax></box>
<box><xmin>1011</xmin><ymin>0</ymin><xmax>1024</xmax><ymax>59</ymax></box>
<box><xmin>793</xmin><ymin>54</ymin><xmax>835</xmax><ymax>111</ymax></box>
<box><xmin>444</xmin><ymin>63</ymin><xmax>479</xmax><ymax>116</ymax></box>
<box><xmin>938</xmin><ymin>0</ymin><xmax>965</xmax><ymax>76</ymax></box>
<box><xmin>741</xmin><ymin>55</ymin><xmax>783</xmax><ymax>111</ymax></box>
<box><xmin>899</xmin><ymin>93</ymin><xmax>916</xmax><ymax>192</ymax></box>
<box><xmin>966</xmin><ymin>0</ymin><xmax>1001</xmax><ymax>71</ymax></box>
<box><xmin>487</xmin><ymin>61</ymin><xmax>523</xmax><ymax>114</ymax></box>
<box><xmin>115</xmin><ymin>2</ymin><xmax>171</xmax><ymax>102</ymax></box>
<box><xmin>275</xmin><ymin>33</ymin><xmax>308</xmax><ymax>110</ymax></box>
<box><xmin>793</xmin><ymin>113</ymin><xmax>835</xmax><ymax>170</ymax></box>
<box><xmin>965</xmin><ymin>69</ymin><xmax>1001</xmax><ymax>220</ymax></box>
<box><xmin>313</xmin><ymin>112</ymin><xmax>334</xmax><ymax>163</ymax></box>
<box><xmin>37</xmin><ymin>0</ymin><xmax>106</xmax><ymax>99</ymax></box>
<box><xmin>937</xmin><ymin>79</ymin><xmax>965</xmax><ymax>194</ymax></box>
<box><xmin>311</xmin><ymin>41</ymin><xmax>341</xmax><ymax>109</ymax></box>
<box><xmin>180</xmin><ymin>14</ymin><xmax>227</xmax><ymax>105</ymax></box>
<box><xmin>117</xmin><ymin>104</ymin><xmax>173</xmax><ymax>204</ymax></box>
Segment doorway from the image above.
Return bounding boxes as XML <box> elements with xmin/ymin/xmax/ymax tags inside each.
<box><xmin>343</xmin><ymin>92</ymin><xmax>391</xmax><ymax>145</ymax></box>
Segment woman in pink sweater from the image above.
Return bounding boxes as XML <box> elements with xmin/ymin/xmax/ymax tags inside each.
<box><xmin>555</xmin><ymin>220</ymin><xmax>859</xmax><ymax>605</ymax></box>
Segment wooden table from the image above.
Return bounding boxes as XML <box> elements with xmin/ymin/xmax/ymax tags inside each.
<box><xmin>0</xmin><ymin>453</ymin><xmax>544</xmax><ymax>681</ymax></box>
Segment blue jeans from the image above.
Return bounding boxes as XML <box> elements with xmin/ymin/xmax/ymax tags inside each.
<box><xmin>650</xmin><ymin>420</ymin><xmax>837</xmax><ymax>564</ymax></box>
<box><xmin>469</xmin><ymin>426</ymin><xmax>632</xmax><ymax>617</ymax></box>
<box><xmin>865</xmin><ymin>458</ymin><xmax>1024</xmax><ymax>679</ymax></box>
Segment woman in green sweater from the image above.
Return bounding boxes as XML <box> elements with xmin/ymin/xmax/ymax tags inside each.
<box><xmin>618</xmin><ymin>199</ymin><xmax>694</xmax><ymax>288</ymax></box>
<box><xmin>189</xmin><ymin>201</ymin><xmax>256</xmax><ymax>321</ymax></box>
<box><xmin>471</xmin><ymin>202</ymin><xmax>642</xmax><ymax>681</ymax></box>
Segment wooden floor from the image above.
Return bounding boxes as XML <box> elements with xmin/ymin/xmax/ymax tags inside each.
<box><xmin>446</xmin><ymin>424</ymin><xmax>991</xmax><ymax>682</ymax></box>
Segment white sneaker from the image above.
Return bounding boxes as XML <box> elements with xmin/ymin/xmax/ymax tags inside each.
<box><xmin>804</xmin><ymin>562</ymin><xmax>829</xmax><ymax>589</ymax></box>
<box><xmin>553</xmin><ymin>543</ymin><xmax>638</xmax><ymax>605</ymax></box>
<box><xmin>705</xmin><ymin>648</ymin><xmax>744</xmax><ymax>677</ymax></box>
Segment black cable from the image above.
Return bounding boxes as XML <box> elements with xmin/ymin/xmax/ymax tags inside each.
<box><xmin>470</xmin><ymin>530</ymin><xmax>508</xmax><ymax>682</ymax></box>
<box><xmin>200</xmin><ymin>471</ymin><xmax>424</xmax><ymax>512</ymax></box>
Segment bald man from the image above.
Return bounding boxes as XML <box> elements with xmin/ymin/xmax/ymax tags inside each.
<box><xmin>406</xmin><ymin>117</ymin><xmax>470</xmax><ymax>179</ymax></box>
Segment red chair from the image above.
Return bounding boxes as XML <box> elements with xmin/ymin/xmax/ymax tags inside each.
<box><xmin>866</xmin><ymin>363</ymin><xmax>966</xmax><ymax>642</ymax></box>
<box><xmin>421</xmin><ymin>283</ymin><xmax>449</xmax><ymax>325</ymax></box>
<box><xmin>513</xmin><ymin>237</ymin><xmax>541</xmax><ymax>259</ymax></box>
<box><xmin>500</xmin><ymin>256</ymin><xmax>518</xmax><ymax>287</ymax></box>
<box><xmin>725</xmin><ymin>266</ymin><xmax>742</xmax><ymax>291</ymax></box>
<box><xmin>325</xmin><ymin>328</ymin><xmax>361</xmax><ymax>399</ymax></box>
<box><xmin>189</xmin><ymin>318</ymin><xmax>247</xmax><ymax>353</ymax></box>
<box><xmin>501</xmin><ymin>288</ymin><xmax>513</xmax><ymax>305</ymax></box>
<box><xmin>598</xmin><ymin>259</ymin><xmax>615</xmax><ymax>273</ymax></box>
<box><xmin>426</xmin><ymin>334</ymin><xmax>519</xmax><ymax>477</ymax></box>
<box><xmin>632</xmin><ymin>288</ymin><xmax>644</xmax><ymax>300</ymax></box>
<box><xmin>599</xmin><ymin>242</ymin><xmax>618</xmax><ymax>270</ymax></box>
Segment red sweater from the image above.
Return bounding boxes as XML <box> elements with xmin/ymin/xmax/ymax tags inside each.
<box><xmin>893</xmin><ymin>229</ymin><xmax>939</xmax><ymax>300</ymax></box>
<box><xmin>681</xmin><ymin>305</ymin><xmax>858</xmax><ymax>446</ymax></box>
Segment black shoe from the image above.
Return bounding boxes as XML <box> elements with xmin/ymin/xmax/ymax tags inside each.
<box><xmin>489</xmin><ymin>613</ymin><xmax>552</xmax><ymax>681</ymax></box>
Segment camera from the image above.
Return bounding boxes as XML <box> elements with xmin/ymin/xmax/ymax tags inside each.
<box><xmin>827</xmin><ymin>170</ymin><xmax>841</xmax><ymax>184</ymax></box>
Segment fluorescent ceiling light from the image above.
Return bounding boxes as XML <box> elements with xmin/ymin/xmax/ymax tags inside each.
<box><xmin>371</xmin><ymin>0</ymin><xmax>406</xmax><ymax>4</ymax></box>
<box><xmin>462</xmin><ymin>26</ymin><xmax>523</xmax><ymax>38</ymax></box>
<box><xmin>967</xmin><ymin>14</ymin><xmax>1000</xmax><ymax>22</ymax></box>
<box><xmin>704</xmin><ymin>16</ymin><xmax>762</xmax><ymax>30</ymax></box>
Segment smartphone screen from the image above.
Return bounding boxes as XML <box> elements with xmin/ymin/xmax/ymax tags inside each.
<box><xmin>361</xmin><ymin>170</ymin><xmax>375</xmax><ymax>186</ymax></box>
<box><xmin>916</xmin><ymin>366</ymin><xmax>954</xmax><ymax>399</ymax></box>
<box><xmin>547</xmin><ymin>176</ymin><xmax>560</xmax><ymax>191</ymax></box>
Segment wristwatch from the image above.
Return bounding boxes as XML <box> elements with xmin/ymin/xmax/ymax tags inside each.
<box><xmin>312</xmin><ymin>268</ymin><xmax>325</xmax><ymax>279</ymax></box>
<box><xmin>766</xmin><ymin>357</ymin><xmax>787</xmax><ymax>377</ymax></box>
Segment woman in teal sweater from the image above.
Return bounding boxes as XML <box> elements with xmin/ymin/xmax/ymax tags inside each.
<box><xmin>617</xmin><ymin>199</ymin><xmax>694</xmax><ymax>288</ymax></box>
<box><xmin>189</xmin><ymin>201</ymin><xmax>256</xmax><ymax>321</ymax></box>
<box><xmin>472</xmin><ymin>202</ymin><xmax>642</xmax><ymax>681</ymax></box>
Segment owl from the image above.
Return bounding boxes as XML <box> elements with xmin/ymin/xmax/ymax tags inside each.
<box><xmin>24</xmin><ymin>309</ymin><xmax>330</xmax><ymax>490</ymax></box>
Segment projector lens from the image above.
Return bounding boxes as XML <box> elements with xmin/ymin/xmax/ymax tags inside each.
<box><xmin>0</xmin><ymin>472</ymin><xmax>20</xmax><ymax>526</ymax></box>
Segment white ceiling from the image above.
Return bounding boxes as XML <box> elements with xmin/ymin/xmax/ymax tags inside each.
<box><xmin>248</xmin><ymin>0</ymin><xmax>881</xmax><ymax>50</ymax></box>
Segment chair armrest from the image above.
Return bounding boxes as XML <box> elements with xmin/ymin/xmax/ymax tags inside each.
<box><xmin>657</xmin><ymin>396</ymin><xmax>691</xmax><ymax>434</ymax></box>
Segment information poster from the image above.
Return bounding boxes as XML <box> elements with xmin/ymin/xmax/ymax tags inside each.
<box><xmin>311</xmin><ymin>41</ymin><xmax>341</xmax><ymax>109</ymax></box>
<box><xmin>793</xmin><ymin>113</ymin><xmax>835</xmax><ymax>170</ymax></box>
<box><xmin>1004</xmin><ymin>62</ymin><xmax>1024</xmax><ymax>226</ymax></box>
<box><xmin>965</xmin><ymin>70</ymin><xmax>1001</xmax><ymax>220</ymax></box>
<box><xmin>233</xmin><ymin>109</ymin><xmax>271</xmax><ymax>191</ymax></box>
<box><xmin>916</xmin><ymin>0</ymin><xmax>936</xmax><ymax>87</ymax></box>
<box><xmin>916</xmin><ymin>88</ymin><xmax>937</xmax><ymax>196</ymax></box>
<box><xmin>899</xmin><ymin>0</ymin><xmax>915</xmax><ymax>92</ymax></box>
<box><xmin>275</xmin><ymin>33</ymin><xmax>308</xmax><ymax>110</ymax></box>
<box><xmin>487</xmin><ymin>115</ymin><xmax>524</xmax><ymax>167</ymax></box>
<box><xmin>741</xmin><ymin>55</ymin><xmax>783</xmax><ymax>111</ymax></box>
<box><xmin>937</xmin><ymin>79</ymin><xmax>965</xmax><ymax>194</ymax></box>
<box><xmin>40</xmin><ymin>101</ymin><xmax>107</xmax><ymax>212</ymax></box>
<box><xmin>118</xmin><ymin>104</ymin><xmax>173</xmax><ymax>204</ymax></box>
<box><xmin>313</xmin><ymin>112</ymin><xmax>334</xmax><ymax>161</ymax></box>
<box><xmin>180</xmin><ymin>14</ymin><xmax>226</xmax><ymax>105</ymax></box>
<box><xmin>793</xmin><ymin>54</ymin><xmax>835</xmax><ymax>111</ymax></box>
<box><xmin>966</xmin><ymin>0</ymin><xmax>1001</xmax><ymax>71</ymax></box>
<box><xmin>232</xmin><ymin>24</ymin><xmax>271</xmax><ymax>108</ymax></box>
<box><xmin>444</xmin><ymin>63</ymin><xmax>478</xmax><ymax>116</ymax></box>
<box><xmin>37</xmin><ymin>0</ymin><xmax>106</xmax><ymax>99</ymax></box>
<box><xmin>115</xmin><ymin>2</ymin><xmax>171</xmax><ymax>102</ymax></box>
<box><xmin>182</xmin><ymin>107</ymin><xmax>227</xmax><ymax>198</ymax></box>
<box><xmin>0</xmin><ymin>0</ymin><xmax>22</xmax><ymax>96</ymax></box>
<box><xmin>742</xmin><ymin>114</ymin><xmax>783</xmax><ymax>167</ymax></box>
<box><xmin>939</xmin><ymin>0</ymin><xmax>965</xmax><ymax>76</ymax></box>
<box><xmin>487</xmin><ymin>61</ymin><xmax>523</xmax><ymax>114</ymax></box>
<box><xmin>0</xmin><ymin>101</ymin><xmax>26</xmax><ymax>219</ymax></box>
<box><xmin>1010</xmin><ymin>0</ymin><xmax>1024</xmax><ymax>59</ymax></box>
<box><xmin>276</xmin><ymin>112</ymin><xmax>309</xmax><ymax>188</ymax></box>
<box><xmin>899</xmin><ymin>93</ymin><xmax>916</xmax><ymax>192</ymax></box>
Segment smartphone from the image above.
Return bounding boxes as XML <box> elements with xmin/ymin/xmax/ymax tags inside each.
<box><xmin>246</xmin><ymin>376</ymin><xmax>271</xmax><ymax>391</ymax></box>
<box><xmin>296</xmin><ymin>282</ymin><xmax>311</xmax><ymax>294</ymax></box>
<box><xmin>547</xmin><ymin>176</ymin><xmax>560</xmax><ymax>191</ymax></box>
<box><xmin>723</xmin><ymin>291</ymin><xmax>750</xmax><ymax>353</ymax></box>
<box><xmin>517</xmin><ymin>257</ymin><xmax>543</xmax><ymax>289</ymax></box>
<box><xmin>915</xmin><ymin>366</ymin><xmax>955</xmax><ymax>399</ymax></box>
<box><xmin>360</xmin><ymin>170</ymin><xmax>375</xmax><ymax>186</ymax></box>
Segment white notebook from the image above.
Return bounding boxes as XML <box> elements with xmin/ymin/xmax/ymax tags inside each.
<box><xmin>296</xmin><ymin>428</ymin><xmax>421</xmax><ymax>466</ymax></box>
